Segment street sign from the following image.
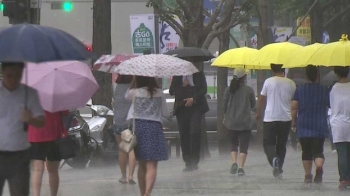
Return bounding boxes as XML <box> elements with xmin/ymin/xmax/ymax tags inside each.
<box><xmin>30</xmin><ymin>0</ymin><xmax>42</xmax><ymax>8</ymax></box>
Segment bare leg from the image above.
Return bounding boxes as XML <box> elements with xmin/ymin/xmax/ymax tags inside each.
<box><xmin>231</xmin><ymin>151</ymin><xmax>238</xmax><ymax>164</ymax></box>
<box><xmin>239</xmin><ymin>153</ymin><xmax>247</xmax><ymax>168</ymax></box>
<box><xmin>116</xmin><ymin>136</ymin><xmax>128</xmax><ymax>183</ymax></box>
<box><xmin>31</xmin><ymin>160</ymin><xmax>45</xmax><ymax>196</ymax></box>
<box><xmin>46</xmin><ymin>161</ymin><xmax>60</xmax><ymax>196</ymax></box>
<box><xmin>144</xmin><ymin>161</ymin><xmax>158</xmax><ymax>196</ymax></box>
<box><xmin>138</xmin><ymin>161</ymin><xmax>147</xmax><ymax>196</ymax></box>
<box><xmin>128</xmin><ymin>150</ymin><xmax>137</xmax><ymax>181</ymax></box>
<box><xmin>302</xmin><ymin>160</ymin><xmax>312</xmax><ymax>175</ymax></box>
<box><xmin>314</xmin><ymin>158</ymin><xmax>325</xmax><ymax>169</ymax></box>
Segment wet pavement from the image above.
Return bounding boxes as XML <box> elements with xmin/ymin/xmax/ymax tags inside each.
<box><xmin>3</xmin><ymin>144</ymin><xmax>349</xmax><ymax>196</ymax></box>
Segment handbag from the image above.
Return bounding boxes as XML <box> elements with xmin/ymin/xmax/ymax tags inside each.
<box><xmin>57</xmin><ymin>112</ymin><xmax>79</xmax><ymax>159</ymax></box>
<box><xmin>119</xmin><ymin>92</ymin><xmax>137</xmax><ymax>153</ymax></box>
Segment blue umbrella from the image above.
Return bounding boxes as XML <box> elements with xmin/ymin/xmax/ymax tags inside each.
<box><xmin>0</xmin><ymin>24</ymin><xmax>92</xmax><ymax>63</ymax></box>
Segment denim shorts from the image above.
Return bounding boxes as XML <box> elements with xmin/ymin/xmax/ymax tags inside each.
<box><xmin>114</xmin><ymin>125</ymin><xmax>131</xmax><ymax>136</ymax></box>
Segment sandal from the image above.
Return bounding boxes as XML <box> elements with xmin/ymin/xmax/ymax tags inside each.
<box><xmin>119</xmin><ymin>178</ymin><xmax>128</xmax><ymax>184</ymax></box>
<box><xmin>128</xmin><ymin>179</ymin><xmax>136</xmax><ymax>184</ymax></box>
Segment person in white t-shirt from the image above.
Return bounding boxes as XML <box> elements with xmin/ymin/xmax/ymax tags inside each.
<box><xmin>256</xmin><ymin>64</ymin><xmax>296</xmax><ymax>179</ymax></box>
<box><xmin>329</xmin><ymin>66</ymin><xmax>350</xmax><ymax>190</ymax></box>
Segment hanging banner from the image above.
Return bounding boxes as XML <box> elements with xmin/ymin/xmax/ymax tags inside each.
<box><xmin>130</xmin><ymin>14</ymin><xmax>156</xmax><ymax>54</ymax></box>
<box><xmin>159</xmin><ymin>15</ymin><xmax>182</xmax><ymax>53</ymax></box>
<box><xmin>271</xmin><ymin>27</ymin><xmax>293</xmax><ymax>43</ymax></box>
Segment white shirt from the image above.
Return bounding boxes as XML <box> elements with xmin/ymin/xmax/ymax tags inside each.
<box><xmin>261</xmin><ymin>76</ymin><xmax>296</xmax><ymax>122</ymax></box>
<box><xmin>125</xmin><ymin>88</ymin><xmax>170</xmax><ymax>123</ymax></box>
<box><xmin>0</xmin><ymin>83</ymin><xmax>44</xmax><ymax>151</ymax></box>
<box><xmin>330</xmin><ymin>82</ymin><xmax>350</xmax><ymax>143</ymax></box>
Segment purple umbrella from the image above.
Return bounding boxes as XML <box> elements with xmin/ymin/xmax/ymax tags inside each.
<box><xmin>22</xmin><ymin>61</ymin><xmax>99</xmax><ymax>112</ymax></box>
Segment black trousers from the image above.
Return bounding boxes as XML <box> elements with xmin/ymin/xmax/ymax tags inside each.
<box><xmin>176</xmin><ymin>107</ymin><xmax>202</xmax><ymax>167</ymax></box>
<box><xmin>263</xmin><ymin>121</ymin><xmax>291</xmax><ymax>170</ymax></box>
<box><xmin>0</xmin><ymin>150</ymin><xmax>30</xmax><ymax>196</ymax></box>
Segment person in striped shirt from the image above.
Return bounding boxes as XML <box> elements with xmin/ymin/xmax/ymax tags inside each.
<box><xmin>291</xmin><ymin>65</ymin><xmax>329</xmax><ymax>184</ymax></box>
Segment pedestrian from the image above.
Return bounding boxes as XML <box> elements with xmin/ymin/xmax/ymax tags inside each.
<box><xmin>291</xmin><ymin>65</ymin><xmax>329</xmax><ymax>184</ymax></box>
<box><xmin>329</xmin><ymin>66</ymin><xmax>350</xmax><ymax>190</ymax></box>
<box><xmin>223</xmin><ymin>67</ymin><xmax>256</xmax><ymax>176</ymax></box>
<box><xmin>169</xmin><ymin>70</ymin><xmax>209</xmax><ymax>172</ymax></box>
<box><xmin>125</xmin><ymin>76</ymin><xmax>169</xmax><ymax>196</ymax></box>
<box><xmin>29</xmin><ymin>111</ymin><xmax>70</xmax><ymax>196</ymax></box>
<box><xmin>0</xmin><ymin>62</ymin><xmax>45</xmax><ymax>196</ymax></box>
<box><xmin>113</xmin><ymin>75</ymin><xmax>136</xmax><ymax>184</ymax></box>
<box><xmin>256</xmin><ymin>64</ymin><xmax>296</xmax><ymax>179</ymax></box>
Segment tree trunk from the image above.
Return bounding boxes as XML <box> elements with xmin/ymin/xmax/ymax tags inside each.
<box><xmin>310</xmin><ymin>1</ymin><xmax>323</xmax><ymax>43</ymax></box>
<box><xmin>92</xmin><ymin>0</ymin><xmax>112</xmax><ymax>118</ymax></box>
<box><xmin>217</xmin><ymin>30</ymin><xmax>230</xmax><ymax>154</ymax></box>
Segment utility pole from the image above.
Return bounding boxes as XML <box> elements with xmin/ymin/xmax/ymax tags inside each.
<box><xmin>28</xmin><ymin>0</ymin><xmax>40</xmax><ymax>24</ymax></box>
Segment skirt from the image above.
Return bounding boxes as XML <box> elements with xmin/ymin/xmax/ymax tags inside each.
<box><xmin>134</xmin><ymin>119</ymin><xmax>168</xmax><ymax>161</ymax></box>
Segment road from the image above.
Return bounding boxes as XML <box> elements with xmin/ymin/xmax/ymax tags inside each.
<box><xmin>2</xmin><ymin>144</ymin><xmax>349</xmax><ymax>196</ymax></box>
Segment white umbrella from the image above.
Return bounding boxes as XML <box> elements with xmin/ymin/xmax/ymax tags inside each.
<box><xmin>113</xmin><ymin>54</ymin><xmax>199</xmax><ymax>77</ymax></box>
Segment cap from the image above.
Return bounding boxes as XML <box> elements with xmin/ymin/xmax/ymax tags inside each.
<box><xmin>233</xmin><ymin>67</ymin><xmax>247</xmax><ymax>79</ymax></box>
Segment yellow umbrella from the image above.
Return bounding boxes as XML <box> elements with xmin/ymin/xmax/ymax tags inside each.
<box><xmin>283</xmin><ymin>43</ymin><xmax>324</xmax><ymax>68</ymax></box>
<box><xmin>211</xmin><ymin>47</ymin><xmax>258</xmax><ymax>68</ymax></box>
<box><xmin>306</xmin><ymin>34</ymin><xmax>350</xmax><ymax>66</ymax></box>
<box><xmin>250</xmin><ymin>42</ymin><xmax>303</xmax><ymax>69</ymax></box>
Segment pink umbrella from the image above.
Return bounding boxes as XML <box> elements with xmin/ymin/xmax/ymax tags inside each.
<box><xmin>22</xmin><ymin>61</ymin><xmax>99</xmax><ymax>112</ymax></box>
<box><xmin>93</xmin><ymin>54</ymin><xmax>138</xmax><ymax>73</ymax></box>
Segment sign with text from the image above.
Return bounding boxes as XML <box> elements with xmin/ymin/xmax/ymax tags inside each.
<box><xmin>297</xmin><ymin>16</ymin><xmax>311</xmax><ymax>45</ymax></box>
<box><xmin>130</xmin><ymin>14</ymin><xmax>156</xmax><ymax>54</ymax></box>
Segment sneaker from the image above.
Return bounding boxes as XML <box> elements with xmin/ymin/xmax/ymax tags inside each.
<box><xmin>272</xmin><ymin>157</ymin><xmax>281</xmax><ymax>178</ymax></box>
<box><xmin>230</xmin><ymin>163</ymin><xmax>238</xmax><ymax>174</ymax></box>
<box><xmin>304</xmin><ymin>174</ymin><xmax>313</xmax><ymax>184</ymax></box>
<box><xmin>338</xmin><ymin>181</ymin><xmax>350</xmax><ymax>190</ymax></box>
<box><xmin>238</xmin><ymin>168</ymin><xmax>245</xmax><ymax>176</ymax></box>
<box><xmin>314</xmin><ymin>168</ymin><xmax>323</xmax><ymax>183</ymax></box>
<box><xmin>191</xmin><ymin>165</ymin><xmax>199</xmax><ymax>171</ymax></box>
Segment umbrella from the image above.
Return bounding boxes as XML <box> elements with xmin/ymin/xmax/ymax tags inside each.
<box><xmin>283</xmin><ymin>43</ymin><xmax>324</xmax><ymax>68</ymax></box>
<box><xmin>114</xmin><ymin>54</ymin><xmax>199</xmax><ymax>77</ymax></box>
<box><xmin>22</xmin><ymin>61</ymin><xmax>99</xmax><ymax>112</ymax></box>
<box><xmin>211</xmin><ymin>47</ymin><xmax>258</xmax><ymax>69</ymax></box>
<box><xmin>164</xmin><ymin>47</ymin><xmax>215</xmax><ymax>62</ymax></box>
<box><xmin>306</xmin><ymin>34</ymin><xmax>350</xmax><ymax>66</ymax></box>
<box><xmin>250</xmin><ymin>42</ymin><xmax>303</xmax><ymax>69</ymax></box>
<box><xmin>0</xmin><ymin>24</ymin><xmax>92</xmax><ymax>63</ymax></box>
<box><xmin>93</xmin><ymin>54</ymin><xmax>138</xmax><ymax>73</ymax></box>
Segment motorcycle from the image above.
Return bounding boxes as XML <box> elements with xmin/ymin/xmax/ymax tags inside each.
<box><xmin>62</xmin><ymin>105</ymin><xmax>118</xmax><ymax>169</ymax></box>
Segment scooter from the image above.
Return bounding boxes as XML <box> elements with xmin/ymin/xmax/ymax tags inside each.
<box><xmin>62</xmin><ymin>105</ymin><xmax>118</xmax><ymax>169</ymax></box>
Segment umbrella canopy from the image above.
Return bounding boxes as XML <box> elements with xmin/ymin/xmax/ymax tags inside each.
<box><xmin>164</xmin><ymin>47</ymin><xmax>215</xmax><ymax>62</ymax></box>
<box><xmin>114</xmin><ymin>54</ymin><xmax>199</xmax><ymax>77</ymax></box>
<box><xmin>283</xmin><ymin>43</ymin><xmax>324</xmax><ymax>68</ymax></box>
<box><xmin>250</xmin><ymin>42</ymin><xmax>303</xmax><ymax>69</ymax></box>
<box><xmin>93</xmin><ymin>54</ymin><xmax>138</xmax><ymax>73</ymax></box>
<box><xmin>211</xmin><ymin>47</ymin><xmax>258</xmax><ymax>69</ymax></box>
<box><xmin>306</xmin><ymin>34</ymin><xmax>350</xmax><ymax>66</ymax></box>
<box><xmin>0</xmin><ymin>24</ymin><xmax>92</xmax><ymax>63</ymax></box>
<box><xmin>22</xmin><ymin>61</ymin><xmax>99</xmax><ymax>112</ymax></box>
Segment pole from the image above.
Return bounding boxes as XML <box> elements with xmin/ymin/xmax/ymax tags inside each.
<box><xmin>28</xmin><ymin>0</ymin><xmax>40</xmax><ymax>24</ymax></box>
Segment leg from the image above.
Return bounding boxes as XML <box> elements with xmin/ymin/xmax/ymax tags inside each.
<box><xmin>312</xmin><ymin>138</ymin><xmax>325</xmax><ymax>183</ymax></box>
<box><xmin>176</xmin><ymin>112</ymin><xmax>191</xmax><ymax>168</ymax></box>
<box><xmin>263</xmin><ymin>122</ymin><xmax>278</xmax><ymax>167</ymax></box>
<box><xmin>189</xmin><ymin>111</ymin><xmax>203</xmax><ymax>168</ymax></box>
<box><xmin>289</xmin><ymin>129</ymin><xmax>297</xmax><ymax>151</ymax></box>
<box><xmin>115</xmin><ymin>135</ymin><xmax>128</xmax><ymax>183</ymax></box>
<box><xmin>128</xmin><ymin>150</ymin><xmax>137</xmax><ymax>182</ymax></box>
<box><xmin>144</xmin><ymin>161</ymin><xmax>158</xmax><ymax>196</ymax></box>
<box><xmin>238</xmin><ymin>131</ymin><xmax>251</xmax><ymax>169</ymax></box>
<box><xmin>299</xmin><ymin>138</ymin><xmax>313</xmax><ymax>175</ymax></box>
<box><xmin>336</xmin><ymin>143</ymin><xmax>349</xmax><ymax>182</ymax></box>
<box><xmin>138</xmin><ymin>161</ymin><xmax>147</xmax><ymax>196</ymax></box>
<box><xmin>276</xmin><ymin>121</ymin><xmax>291</xmax><ymax>170</ymax></box>
<box><xmin>8</xmin><ymin>155</ymin><xmax>30</xmax><ymax>196</ymax></box>
<box><xmin>31</xmin><ymin>160</ymin><xmax>45</xmax><ymax>196</ymax></box>
<box><xmin>46</xmin><ymin>161</ymin><xmax>60</xmax><ymax>196</ymax></box>
<box><xmin>230</xmin><ymin>131</ymin><xmax>239</xmax><ymax>164</ymax></box>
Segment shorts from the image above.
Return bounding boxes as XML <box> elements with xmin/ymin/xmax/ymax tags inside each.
<box><xmin>114</xmin><ymin>125</ymin><xmax>130</xmax><ymax>136</ymax></box>
<box><xmin>30</xmin><ymin>141</ymin><xmax>61</xmax><ymax>162</ymax></box>
<box><xmin>299</xmin><ymin>137</ymin><xmax>325</xmax><ymax>161</ymax></box>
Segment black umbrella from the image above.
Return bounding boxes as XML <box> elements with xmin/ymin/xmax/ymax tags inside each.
<box><xmin>164</xmin><ymin>47</ymin><xmax>215</xmax><ymax>62</ymax></box>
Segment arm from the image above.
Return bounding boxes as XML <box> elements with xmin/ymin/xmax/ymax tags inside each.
<box><xmin>250</xmin><ymin>88</ymin><xmax>257</xmax><ymax>109</ymax></box>
<box><xmin>169</xmin><ymin>77</ymin><xmax>177</xmax><ymax>96</ymax></box>
<box><xmin>291</xmin><ymin>101</ymin><xmax>298</xmax><ymax>128</ymax></box>
<box><xmin>256</xmin><ymin>95</ymin><xmax>266</xmax><ymax>120</ymax></box>
<box><xmin>125</xmin><ymin>89</ymin><xmax>134</xmax><ymax>101</ymax></box>
<box><xmin>26</xmin><ymin>89</ymin><xmax>45</xmax><ymax>128</ymax></box>
<box><xmin>223</xmin><ymin>87</ymin><xmax>229</xmax><ymax>114</ymax></box>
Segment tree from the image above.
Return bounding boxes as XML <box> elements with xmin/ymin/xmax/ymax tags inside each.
<box><xmin>147</xmin><ymin>0</ymin><xmax>255</xmax><ymax>154</ymax></box>
<box><xmin>92</xmin><ymin>1</ymin><xmax>112</xmax><ymax>117</ymax></box>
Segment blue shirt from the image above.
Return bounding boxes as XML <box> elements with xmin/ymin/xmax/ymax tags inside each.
<box><xmin>293</xmin><ymin>83</ymin><xmax>329</xmax><ymax>138</ymax></box>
